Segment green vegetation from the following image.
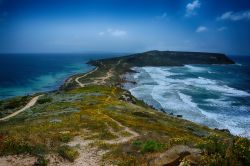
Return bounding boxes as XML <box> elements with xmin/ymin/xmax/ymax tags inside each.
<box><xmin>58</xmin><ymin>145</ymin><xmax>79</xmax><ymax>162</ymax></box>
<box><xmin>59</xmin><ymin>133</ymin><xmax>74</xmax><ymax>143</ymax></box>
<box><xmin>132</xmin><ymin>140</ymin><xmax>164</xmax><ymax>153</ymax></box>
<box><xmin>37</xmin><ymin>97</ymin><xmax>53</xmax><ymax>104</ymax></box>
<box><xmin>0</xmin><ymin>136</ymin><xmax>47</xmax><ymax>156</ymax></box>
<box><xmin>198</xmin><ymin>135</ymin><xmax>250</xmax><ymax>165</ymax></box>
<box><xmin>0</xmin><ymin>96</ymin><xmax>32</xmax><ymax>118</ymax></box>
<box><xmin>34</xmin><ymin>157</ymin><xmax>49</xmax><ymax>166</ymax></box>
<box><xmin>0</xmin><ymin>84</ymin><xmax>249</xmax><ymax>165</ymax></box>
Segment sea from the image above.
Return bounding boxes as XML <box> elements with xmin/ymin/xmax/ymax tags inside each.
<box><xmin>0</xmin><ymin>53</ymin><xmax>120</xmax><ymax>99</ymax></box>
<box><xmin>1</xmin><ymin>54</ymin><xmax>250</xmax><ymax>138</ymax></box>
<box><xmin>124</xmin><ymin>56</ymin><xmax>250</xmax><ymax>138</ymax></box>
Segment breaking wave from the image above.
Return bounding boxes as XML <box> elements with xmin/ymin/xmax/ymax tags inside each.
<box><xmin>125</xmin><ymin>65</ymin><xmax>250</xmax><ymax>138</ymax></box>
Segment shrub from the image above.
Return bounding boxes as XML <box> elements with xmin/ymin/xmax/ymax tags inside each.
<box><xmin>37</xmin><ymin>97</ymin><xmax>52</xmax><ymax>104</ymax></box>
<box><xmin>233</xmin><ymin>137</ymin><xmax>250</xmax><ymax>164</ymax></box>
<box><xmin>197</xmin><ymin>134</ymin><xmax>226</xmax><ymax>155</ymax></box>
<box><xmin>58</xmin><ymin>145</ymin><xmax>79</xmax><ymax>162</ymax></box>
<box><xmin>3</xmin><ymin>96</ymin><xmax>29</xmax><ymax>109</ymax></box>
<box><xmin>59</xmin><ymin>134</ymin><xmax>73</xmax><ymax>143</ymax></box>
<box><xmin>141</xmin><ymin>140</ymin><xmax>163</xmax><ymax>153</ymax></box>
<box><xmin>132</xmin><ymin>140</ymin><xmax>142</xmax><ymax>147</ymax></box>
<box><xmin>131</xmin><ymin>140</ymin><xmax>164</xmax><ymax>153</ymax></box>
<box><xmin>0</xmin><ymin>137</ymin><xmax>46</xmax><ymax>156</ymax></box>
<box><xmin>34</xmin><ymin>157</ymin><xmax>48</xmax><ymax>166</ymax></box>
<box><xmin>197</xmin><ymin>135</ymin><xmax>250</xmax><ymax>165</ymax></box>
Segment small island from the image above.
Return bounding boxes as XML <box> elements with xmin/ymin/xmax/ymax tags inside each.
<box><xmin>0</xmin><ymin>51</ymin><xmax>249</xmax><ymax>166</ymax></box>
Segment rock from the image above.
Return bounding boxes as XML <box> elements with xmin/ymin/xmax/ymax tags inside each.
<box><xmin>148</xmin><ymin>145</ymin><xmax>201</xmax><ymax>166</ymax></box>
<box><xmin>119</xmin><ymin>92</ymin><xmax>136</xmax><ymax>104</ymax></box>
<box><xmin>177</xmin><ymin>115</ymin><xmax>183</xmax><ymax>118</ymax></box>
<box><xmin>214</xmin><ymin>128</ymin><xmax>231</xmax><ymax>134</ymax></box>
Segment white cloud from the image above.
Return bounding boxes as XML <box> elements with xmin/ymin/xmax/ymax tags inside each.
<box><xmin>186</xmin><ymin>0</ymin><xmax>201</xmax><ymax>16</ymax></box>
<box><xmin>218</xmin><ymin>26</ymin><xmax>227</xmax><ymax>31</ymax></box>
<box><xmin>98</xmin><ymin>31</ymin><xmax>105</xmax><ymax>36</ymax></box>
<box><xmin>109</xmin><ymin>29</ymin><xmax>127</xmax><ymax>37</ymax></box>
<box><xmin>196</xmin><ymin>26</ymin><xmax>207</xmax><ymax>32</ymax></box>
<box><xmin>217</xmin><ymin>10</ymin><xmax>250</xmax><ymax>21</ymax></box>
<box><xmin>156</xmin><ymin>12</ymin><xmax>167</xmax><ymax>19</ymax></box>
<box><xmin>98</xmin><ymin>28</ymin><xmax>127</xmax><ymax>38</ymax></box>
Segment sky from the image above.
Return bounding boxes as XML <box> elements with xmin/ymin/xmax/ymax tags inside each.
<box><xmin>0</xmin><ymin>0</ymin><xmax>250</xmax><ymax>55</ymax></box>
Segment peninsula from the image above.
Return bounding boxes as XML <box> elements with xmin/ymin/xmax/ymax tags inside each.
<box><xmin>0</xmin><ymin>51</ymin><xmax>249</xmax><ymax>166</ymax></box>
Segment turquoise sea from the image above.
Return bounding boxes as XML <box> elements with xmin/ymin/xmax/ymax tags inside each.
<box><xmin>0</xmin><ymin>53</ymin><xmax>121</xmax><ymax>99</ymax></box>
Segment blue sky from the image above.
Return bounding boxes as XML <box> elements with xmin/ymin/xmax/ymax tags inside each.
<box><xmin>0</xmin><ymin>0</ymin><xmax>250</xmax><ymax>55</ymax></box>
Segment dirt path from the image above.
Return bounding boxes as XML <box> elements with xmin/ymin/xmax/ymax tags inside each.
<box><xmin>104</xmin><ymin>115</ymin><xmax>139</xmax><ymax>144</ymax></box>
<box><xmin>75</xmin><ymin>59</ymin><xmax>122</xmax><ymax>87</ymax></box>
<box><xmin>101</xmin><ymin>60</ymin><xmax>122</xmax><ymax>83</ymax></box>
<box><xmin>75</xmin><ymin>67</ymin><xmax>99</xmax><ymax>87</ymax></box>
<box><xmin>104</xmin><ymin>87</ymin><xmax>139</xmax><ymax>144</ymax></box>
<box><xmin>0</xmin><ymin>95</ymin><xmax>43</xmax><ymax>121</ymax></box>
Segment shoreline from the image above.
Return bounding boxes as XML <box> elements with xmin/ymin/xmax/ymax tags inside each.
<box><xmin>123</xmin><ymin>65</ymin><xmax>250</xmax><ymax>138</ymax></box>
<box><xmin>1</xmin><ymin>61</ymin><xmax>248</xmax><ymax>138</ymax></box>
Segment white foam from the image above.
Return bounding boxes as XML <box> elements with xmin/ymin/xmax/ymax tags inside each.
<box><xmin>125</xmin><ymin>66</ymin><xmax>250</xmax><ymax>138</ymax></box>
<box><xmin>178</xmin><ymin>92</ymin><xmax>197</xmax><ymax>108</ymax></box>
<box><xmin>185</xmin><ymin>65</ymin><xmax>208</xmax><ymax>72</ymax></box>
<box><xmin>202</xmin><ymin>84</ymin><xmax>250</xmax><ymax>97</ymax></box>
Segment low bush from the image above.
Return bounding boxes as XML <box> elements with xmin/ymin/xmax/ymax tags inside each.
<box><xmin>3</xmin><ymin>96</ymin><xmax>29</xmax><ymax>109</ymax></box>
<box><xmin>141</xmin><ymin>140</ymin><xmax>164</xmax><ymax>153</ymax></box>
<box><xmin>58</xmin><ymin>145</ymin><xmax>79</xmax><ymax>162</ymax></box>
<box><xmin>37</xmin><ymin>97</ymin><xmax>52</xmax><ymax>104</ymax></box>
<box><xmin>197</xmin><ymin>135</ymin><xmax>250</xmax><ymax>165</ymax></box>
<box><xmin>0</xmin><ymin>137</ymin><xmax>46</xmax><ymax>156</ymax></box>
<box><xmin>132</xmin><ymin>140</ymin><xmax>164</xmax><ymax>153</ymax></box>
<box><xmin>59</xmin><ymin>134</ymin><xmax>73</xmax><ymax>143</ymax></box>
<box><xmin>34</xmin><ymin>156</ymin><xmax>48</xmax><ymax>166</ymax></box>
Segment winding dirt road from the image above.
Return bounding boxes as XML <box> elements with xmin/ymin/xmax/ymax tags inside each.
<box><xmin>75</xmin><ymin>67</ymin><xmax>99</xmax><ymax>87</ymax></box>
<box><xmin>0</xmin><ymin>95</ymin><xmax>43</xmax><ymax>121</ymax></box>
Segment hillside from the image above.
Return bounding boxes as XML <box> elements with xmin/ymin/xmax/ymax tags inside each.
<box><xmin>1</xmin><ymin>51</ymin><xmax>249</xmax><ymax>166</ymax></box>
<box><xmin>89</xmin><ymin>50</ymin><xmax>234</xmax><ymax>67</ymax></box>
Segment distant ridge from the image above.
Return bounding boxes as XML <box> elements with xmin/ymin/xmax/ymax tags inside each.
<box><xmin>89</xmin><ymin>50</ymin><xmax>235</xmax><ymax>67</ymax></box>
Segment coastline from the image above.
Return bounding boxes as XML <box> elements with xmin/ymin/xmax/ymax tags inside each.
<box><xmin>0</xmin><ymin>51</ymin><xmax>243</xmax><ymax>137</ymax></box>
<box><xmin>1</xmin><ymin>51</ymin><xmax>249</xmax><ymax>166</ymax></box>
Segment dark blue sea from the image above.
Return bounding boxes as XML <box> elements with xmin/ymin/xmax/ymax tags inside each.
<box><xmin>0</xmin><ymin>53</ymin><xmax>120</xmax><ymax>99</ymax></box>
<box><xmin>124</xmin><ymin>56</ymin><xmax>250</xmax><ymax>138</ymax></box>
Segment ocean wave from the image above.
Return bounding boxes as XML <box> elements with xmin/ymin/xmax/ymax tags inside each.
<box><xmin>185</xmin><ymin>65</ymin><xmax>208</xmax><ymax>72</ymax></box>
<box><xmin>125</xmin><ymin>66</ymin><xmax>250</xmax><ymax>138</ymax></box>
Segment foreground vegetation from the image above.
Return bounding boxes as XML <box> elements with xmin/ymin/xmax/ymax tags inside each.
<box><xmin>0</xmin><ymin>86</ymin><xmax>249</xmax><ymax>165</ymax></box>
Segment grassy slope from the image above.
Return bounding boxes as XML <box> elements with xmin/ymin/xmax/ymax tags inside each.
<box><xmin>0</xmin><ymin>51</ymin><xmax>249</xmax><ymax>165</ymax></box>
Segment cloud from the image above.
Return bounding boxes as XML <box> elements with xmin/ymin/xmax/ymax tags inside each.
<box><xmin>218</xmin><ymin>26</ymin><xmax>227</xmax><ymax>31</ymax></box>
<box><xmin>156</xmin><ymin>12</ymin><xmax>167</xmax><ymax>20</ymax></box>
<box><xmin>186</xmin><ymin>0</ymin><xmax>201</xmax><ymax>16</ymax></box>
<box><xmin>217</xmin><ymin>10</ymin><xmax>250</xmax><ymax>21</ymax></box>
<box><xmin>108</xmin><ymin>28</ymin><xmax>127</xmax><ymax>37</ymax></box>
<box><xmin>98</xmin><ymin>28</ymin><xmax>127</xmax><ymax>37</ymax></box>
<box><xmin>196</xmin><ymin>26</ymin><xmax>207</xmax><ymax>32</ymax></box>
<box><xmin>98</xmin><ymin>31</ymin><xmax>105</xmax><ymax>36</ymax></box>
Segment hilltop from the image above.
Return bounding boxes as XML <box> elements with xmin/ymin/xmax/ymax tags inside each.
<box><xmin>1</xmin><ymin>51</ymin><xmax>249</xmax><ymax>166</ymax></box>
